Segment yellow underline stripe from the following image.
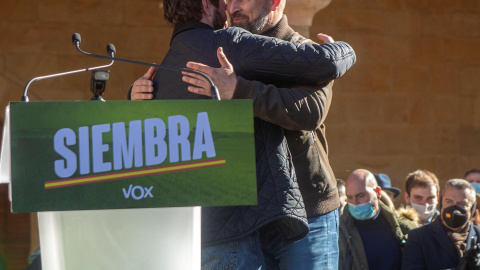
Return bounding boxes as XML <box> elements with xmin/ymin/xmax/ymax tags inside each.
<box><xmin>45</xmin><ymin>158</ymin><xmax>226</xmax><ymax>189</ymax></box>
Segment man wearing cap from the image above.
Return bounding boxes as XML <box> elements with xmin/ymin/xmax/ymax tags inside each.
<box><xmin>374</xmin><ymin>173</ymin><xmax>401</xmax><ymax>201</ymax></box>
<box><xmin>339</xmin><ymin>169</ymin><xmax>417</xmax><ymax>270</ymax></box>
<box><xmin>403</xmin><ymin>169</ymin><xmax>440</xmax><ymax>226</ymax></box>
<box><xmin>402</xmin><ymin>179</ymin><xmax>480</xmax><ymax>270</ymax></box>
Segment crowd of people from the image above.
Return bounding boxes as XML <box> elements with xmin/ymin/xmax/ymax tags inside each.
<box><xmin>126</xmin><ymin>0</ymin><xmax>480</xmax><ymax>269</ymax></box>
<box><xmin>336</xmin><ymin>168</ymin><xmax>480</xmax><ymax>270</ymax></box>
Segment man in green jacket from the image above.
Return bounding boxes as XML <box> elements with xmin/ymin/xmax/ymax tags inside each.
<box><xmin>339</xmin><ymin>169</ymin><xmax>417</xmax><ymax>270</ymax></box>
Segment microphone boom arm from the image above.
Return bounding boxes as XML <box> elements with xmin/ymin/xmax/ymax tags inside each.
<box><xmin>21</xmin><ymin>56</ymin><xmax>114</xmax><ymax>102</ymax></box>
<box><xmin>74</xmin><ymin>41</ymin><xmax>221</xmax><ymax>100</ymax></box>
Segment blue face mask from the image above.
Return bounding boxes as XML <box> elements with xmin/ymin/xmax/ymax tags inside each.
<box><xmin>348</xmin><ymin>201</ymin><xmax>375</xmax><ymax>220</ymax></box>
<box><xmin>471</xmin><ymin>182</ymin><xmax>480</xmax><ymax>194</ymax></box>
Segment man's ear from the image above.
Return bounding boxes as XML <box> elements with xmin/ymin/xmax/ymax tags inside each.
<box><xmin>270</xmin><ymin>0</ymin><xmax>281</xmax><ymax>11</ymax></box>
<box><xmin>375</xmin><ymin>186</ymin><xmax>382</xmax><ymax>199</ymax></box>
<box><xmin>404</xmin><ymin>192</ymin><xmax>410</xmax><ymax>205</ymax></box>
<box><xmin>202</xmin><ymin>0</ymin><xmax>212</xmax><ymax>17</ymax></box>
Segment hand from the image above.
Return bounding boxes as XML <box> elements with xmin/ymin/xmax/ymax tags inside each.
<box><xmin>182</xmin><ymin>47</ymin><xmax>237</xmax><ymax>100</ymax></box>
<box><xmin>317</xmin><ymin>33</ymin><xmax>334</xmax><ymax>44</ymax></box>
<box><xmin>131</xmin><ymin>66</ymin><xmax>157</xmax><ymax>100</ymax></box>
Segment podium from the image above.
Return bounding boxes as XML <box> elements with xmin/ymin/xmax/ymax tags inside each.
<box><xmin>1</xmin><ymin>100</ymin><xmax>256</xmax><ymax>270</ymax></box>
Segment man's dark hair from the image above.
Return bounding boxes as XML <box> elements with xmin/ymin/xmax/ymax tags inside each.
<box><xmin>465</xmin><ymin>169</ymin><xmax>480</xmax><ymax>178</ymax></box>
<box><xmin>405</xmin><ymin>169</ymin><xmax>440</xmax><ymax>196</ymax></box>
<box><xmin>163</xmin><ymin>0</ymin><xmax>219</xmax><ymax>26</ymax></box>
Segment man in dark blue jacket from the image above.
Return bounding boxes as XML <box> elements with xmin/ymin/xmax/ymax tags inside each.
<box><xmin>180</xmin><ymin>0</ymin><xmax>345</xmax><ymax>268</ymax></box>
<box><xmin>129</xmin><ymin>0</ymin><xmax>356</xmax><ymax>268</ymax></box>
<box><xmin>402</xmin><ymin>179</ymin><xmax>480</xmax><ymax>270</ymax></box>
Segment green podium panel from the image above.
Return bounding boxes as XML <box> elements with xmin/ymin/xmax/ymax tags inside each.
<box><xmin>9</xmin><ymin>100</ymin><xmax>257</xmax><ymax>212</ymax></box>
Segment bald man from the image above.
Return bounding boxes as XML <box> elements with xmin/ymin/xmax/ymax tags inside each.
<box><xmin>338</xmin><ymin>169</ymin><xmax>417</xmax><ymax>270</ymax></box>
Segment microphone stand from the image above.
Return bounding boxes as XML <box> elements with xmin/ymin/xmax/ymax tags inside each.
<box><xmin>21</xmin><ymin>54</ymin><xmax>115</xmax><ymax>102</ymax></box>
<box><xmin>72</xmin><ymin>33</ymin><xmax>220</xmax><ymax>101</ymax></box>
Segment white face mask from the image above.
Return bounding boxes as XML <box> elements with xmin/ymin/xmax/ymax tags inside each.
<box><xmin>411</xmin><ymin>202</ymin><xmax>437</xmax><ymax>221</ymax></box>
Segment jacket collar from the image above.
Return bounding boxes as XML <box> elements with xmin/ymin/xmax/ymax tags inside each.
<box><xmin>261</xmin><ymin>15</ymin><xmax>296</xmax><ymax>40</ymax></box>
<box><xmin>171</xmin><ymin>21</ymin><xmax>213</xmax><ymax>45</ymax></box>
<box><xmin>431</xmin><ymin>217</ymin><xmax>463</xmax><ymax>261</ymax></box>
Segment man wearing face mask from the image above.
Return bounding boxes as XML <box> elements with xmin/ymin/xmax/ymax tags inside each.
<box><xmin>404</xmin><ymin>169</ymin><xmax>440</xmax><ymax>226</ymax></box>
<box><xmin>339</xmin><ymin>169</ymin><xmax>417</xmax><ymax>270</ymax></box>
<box><xmin>402</xmin><ymin>179</ymin><xmax>480</xmax><ymax>270</ymax></box>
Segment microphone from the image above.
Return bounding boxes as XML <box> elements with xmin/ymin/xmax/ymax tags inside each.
<box><xmin>21</xmin><ymin>38</ymin><xmax>115</xmax><ymax>102</ymax></box>
<box><xmin>72</xmin><ymin>33</ymin><xmax>220</xmax><ymax>100</ymax></box>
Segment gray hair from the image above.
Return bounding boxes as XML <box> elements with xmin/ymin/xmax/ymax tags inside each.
<box><xmin>442</xmin><ymin>178</ymin><xmax>476</xmax><ymax>205</ymax></box>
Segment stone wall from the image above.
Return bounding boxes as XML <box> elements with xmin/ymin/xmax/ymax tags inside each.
<box><xmin>1</xmin><ymin>0</ymin><xmax>480</xmax><ymax>269</ymax></box>
<box><xmin>0</xmin><ymin>1</ymin><xmax>172</xmax><ymax>269</ymax></box>
<box><xmin>310</xmin><ymin>0</ymin><xmax>480</xmax><ymax>201</ymax></box>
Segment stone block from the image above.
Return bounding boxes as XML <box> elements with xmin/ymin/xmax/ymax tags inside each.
<box><xmin>40</xmin><ymin>23</ymin><xmax>106</xmax><ymax>56</ymax></box>
<box><xmin>335</xmin><ymin>9</ymin><xmax>384</xmax><ymax>34</ymax></box>
<box><xmin>392</xmin><ymin>65</ymin><xmax>431</xmax><ymax>93</ymax></box>
<box><xmin>409</xmin><ymin>95</ymin><xmax>433</xmax><ymax>125</ymax></box>
<box><xmin>433</xmin><ymin>95</ymin><xmax>460</xmax><ymax>125</ymax></box>
<box><xmin>346</xmin><ymin>33</ymin><xmax>410</xmax><ymax>64</ymax></box>
<box><xmin>369</xmin><ymin>126</ymin><xmax>418</xmax><ymax>156</ymax></box>
<box><xmin>348</xmin><ymin>0</ymin><xmax>402</xmax><ymax>9</ymax></box>
<box><xmin>344</xmin><ymin>94</ymin><xmax>382</xmax><ymax>124</ymax></box>
<box><xmin>458</xmin><ymin>96</ymin><xmax>473</xmax><ymax>126</ymax></box>
<box><xmin>444</xmin><ymin>38</ymin><xmax>480</xmax><ymax>64</ymax></box>
<box><xmin>382</xmin><ymin>94</ymin><xmax>410</xmax><ymax>125</ymax></box>
<box><xmin>327</xmin><ymin>125</ymin><xmax>372</xmax><ymax>155</ymax></box>
<box><xmin>39</xmin><ymin>0</ymin><xmax>123</xmax><ymax>25</ymax></box>
<box><xmin>390</xmin><ymin>156</ymin><xmax>437</xmax><ymax>179</ymax></box>
<box><xmin>329</xmin><ymin>155</ymin><xmax>358</xmax><ymax>181</ymax></box>
<box><xmin>6</xmin><ymin>54</ymin><xmax>61</xmax><ymax>87</ymax></box>
<box><xmin>356</xmin><ymin>156</ymin><xmax>394</xmax><ymax>171</ymax></box>
<box><xmin>310</xmin><ymin>8</ymin><xmax>336</xmax><ymax>35</ymax></box>
<box><xmin>473</xmin><ymin>97</ymin><xmax>480</xmax><ymax>128</ymax></box>
<box><xmin>328</xmin><ymin>0</ymin><xmax>349</xmax><ymax>8</ymax></box>
<box><xmin>0</xmin><ymin>75</ymin><xmax>22</xmax><ymax>114</ymax></box>
<box><xmin>0</xmin><ymin>0</ymin><xmax>39</xmax><ymax>22</ymax></box>
<box><xmin>422</xmin><ymin>13</ymin><xmax>451</xmax><ymax>37</ymax></box>
<box><xmin>417</xmin><ymin>127</ymin><xmax>458</xmax><ymax>155</ymax></box>
<box><xmin>434</xmin><ymin>156</ymin><xmax>463</xmax><ymax>180</ymax></box>
<box><xmin>124</xmin><ymin>0</ymin><xmax>167</xmax><ymax>26</ymax></box>
<box><xmin>324</xmin><ymin>126</ymin><xmax>350</xmax><ymax>155</ymax></box>
<box><xmin>284</xmin><ymin>0</ymin><xmax>332</xmax><ymax>26</ymax></box>
<box><xmin>455</xmin><ymin>0</ymin><xmax>480</xmax><ymax>12</ymax></box>
<box><xmin>459</xmin><ymin>67</ymin><xmax>480</xmax><ymax>96</ymax></box>
<box><xmin>409</xmin><ymin>37</ymin><xmax>444</xmax><ymax>64</ymax></box>
<box><xmin>450</xmin><ymin>12</ymin><xmax>480</xmax><ymax>37</ymax></box>
<box><xmin>0</xmin><ymin>54</ymin><xmax>5</xmax><ymax>74</ymax></box>
<box><xmin>326</xmin><ymin>93</ymin><xmax>349</xmax><ymax>126</ymax></box>
<box><xmin>0</xmin><ymin>23</ymin><xmax>43</xmax><ymax>54</ymax></box>
<box><xmin>103</xmin><ymin>25</ymin><xmax>172</xmax><ymax>59</ymax></box>
<box><xmin>334</xmin><ymin>63</ymin><xmax>390</xmax><ymax>94</ymax></box>
<box><xmin>431</xmin><ymin>65</ymin><xmax>457</xmax><ymax>95</ymax></box>
<box><xmin>405</xmin><ymin>0</ymin><xmax>460</xmax><ymax>12</ymax></box>
<box><xmin>384</xmin><ymin>11</ymin><xmax>422</xmax><ymax>37</ymax></box>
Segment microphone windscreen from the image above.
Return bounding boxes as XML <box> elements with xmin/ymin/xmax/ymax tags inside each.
<box><xmin>72</xmin><ymin>33</ymin><xmax>81</xmax><ymax>45</ymax></box>
<box><xmin>106</xmin><ymin>44</ymin><xmax>116</xmax><ymax>55</ymax></box>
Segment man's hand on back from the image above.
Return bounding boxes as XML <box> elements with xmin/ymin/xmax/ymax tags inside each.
<box><xmin>131</xmin><ymin>66</ymin><xmax>157</xmax><ymax>100</ymax></box>
<box><xmin>317</xmin><ymin>33</ymin><xmax>334</xmax><ymax>44</ymax></box>
<box><xmin>182</xmin><ymin>47</ymin><xmax>237</xmax><ymax>100</ymax></box>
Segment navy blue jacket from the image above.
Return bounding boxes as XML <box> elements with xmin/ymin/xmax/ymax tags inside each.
<box><xmin>402</xmin><ymin>217</ymin><xmax>480</xmax><ymax>270</ymax></box>
<box><xmin>152</xmin><ymin>21</ymin><xmax>356</xmax><ymax>246</ymax></box>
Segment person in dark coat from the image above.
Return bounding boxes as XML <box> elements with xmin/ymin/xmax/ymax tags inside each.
<box><xmin>402</xmin><ymin>178</ymin><xmax>480</xmax><ymax>270</ymax></box>
<box><xmin>128</xmin><ymin>0</ymin><xmax>356</xmax><ymax>268</ymax></box>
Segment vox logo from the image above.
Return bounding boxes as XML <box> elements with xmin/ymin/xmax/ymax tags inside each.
<box><xmin>122</xmin><ymin>185</ymin><xmax>154</xmax><ymax>200</ymax></box>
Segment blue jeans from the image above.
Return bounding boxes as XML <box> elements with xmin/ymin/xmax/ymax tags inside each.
<box><xmin>261</xmin><ymin>209</ymin><xmax>339</xmax><ymax>270</ymax></box>
<box><xmin>201</xmin><ymin>232</ymin><xmax>265</xmax><ymax>270</ymax></box>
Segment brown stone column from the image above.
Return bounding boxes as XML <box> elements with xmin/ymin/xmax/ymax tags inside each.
<box><xmin>284</xmin><ymin>0</ymin><xmax>332</xmax><ymax>37</ymax></box>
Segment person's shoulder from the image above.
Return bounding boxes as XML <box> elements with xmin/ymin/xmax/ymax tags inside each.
<box><xmin>215</xmin><ymin>26</ymin><xmax>250</xmax><ymax>36</ymax></box>
<box><xmin>409</xmin><ymin>220</ymin><xmax>436</xmax><ymax>237</ymax></box>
